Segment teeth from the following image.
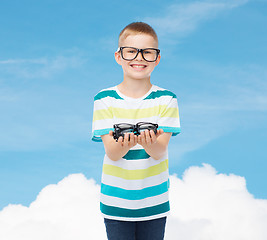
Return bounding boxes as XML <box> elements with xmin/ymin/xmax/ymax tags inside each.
<box><xmin>131</xmin><ymin>65</ymin><xmax>146</xmax><ymax>68</ymax></box>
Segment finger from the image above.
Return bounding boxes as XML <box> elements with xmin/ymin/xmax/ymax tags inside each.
<box><xmin>131</xmin><ymin>133</ymin><xmax>138</xmax><ymax>147</ymax></box>
<box><xmin>118</xmin><ymin>136</ymin><xmax>123</xmax><ymax>145</ymax></box>
<box><xmin>129</xmin><ymin>133</ymin><xmax>135</xmax><ymax>145</ymax></box>
<box><xmin>137</xmin><ymin>134</ymin><xmax>142</xmax><ymax>144</ymax></box>
<box><xmin>150</xmin><ymin>130</ymin><xmax>157</xmax><ymax>143</ymax></box>
<box><xmin>134</xmin><ymin>134</ymin><xmax>138</xmax><ymax>145</ymax></box>
<box><xmin>123</xmin><ymin>133</ymin><xmax>129</xmax><ymax>143</ymax></box>
<box><xmin>156</xmin><ymin>129</ymin><xmax>164</xmax><ymax>137</ymax></box>
<box><xmin>145</xmin><ymin>129</ymin><xmax>152</xmax><ymax>145</ymax></box>
<box><xmin>110</xmin><ymin>130</ymin><xmax>117</xmax><ymax>141</ymax></box>
<box><xmin>139</xmin><ymin>131</ymin><xmax>146</xmax><ymax>145</ymax></box>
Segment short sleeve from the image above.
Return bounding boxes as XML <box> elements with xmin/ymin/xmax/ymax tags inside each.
<box><xmin>157</xmin><ymin>95</ymin><xmax>181</xmax><ymax>136</ymax></box>
<box><xmin>91</xmin><ymin>93</ymin><xmax>114</xmax><ymax>142</ymax></box>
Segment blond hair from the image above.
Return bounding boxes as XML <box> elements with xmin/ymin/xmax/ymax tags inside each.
<box><xmin>118</xmin><ymin>22</ymin><xmax>158</xmax><ymax>47</ymax></box>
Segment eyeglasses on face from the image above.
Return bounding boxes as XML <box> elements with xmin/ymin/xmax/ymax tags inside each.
<box><xmin>117</xmin><ymin>47</ymin><xmax>160</xmax><ymax>62</ymax></box>
<box><xmin>113</xmin><ymin>122</ymin><xmax>158</xmax><ymax>141</ymax></box>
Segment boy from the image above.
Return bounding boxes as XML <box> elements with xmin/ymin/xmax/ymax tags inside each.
<box><xmin>92</xmin><ymin>22</ymin><xmax>180</xmax><ymax>240</ymax></box>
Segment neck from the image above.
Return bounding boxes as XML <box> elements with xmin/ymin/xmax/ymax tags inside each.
<box><xmin>117</xmin><ymin>77</ymin><xmax>152</xmax><ymax>99</ymax></box>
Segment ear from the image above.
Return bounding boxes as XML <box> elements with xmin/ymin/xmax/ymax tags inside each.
<box><xmin>114</xmin><ymin>51</ymin><xmax>122</xmax><ymax>66</ymax></box>
<box><xmin>154</xmin><ymin>54</ymin><xmax>161</xmax><ymax>66</ymax></box>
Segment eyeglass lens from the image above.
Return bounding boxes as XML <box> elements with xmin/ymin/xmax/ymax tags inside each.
<box><xmin>138</xmin><ymin>123</ymin><xmax>157</xmax><ymax>132</ymax></box>
<box><xmin>121</xmin><ymin>47</ymin><xmax>159</xmax><ymax>62</ymax></box>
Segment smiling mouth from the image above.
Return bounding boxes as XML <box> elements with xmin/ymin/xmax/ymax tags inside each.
<box><xmin>130</xmin><ymin>64</ymin><xmax>147</xmax><ymax>69</ymax></box>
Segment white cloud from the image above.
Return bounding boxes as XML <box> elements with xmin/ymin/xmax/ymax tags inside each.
<box><xmin>0</xmin><ymin>164</ymin><xmax>266</xmax><ymax>240</ymax></box>
<box><xmin>0</xmin><ymin>52</ymin><xmax>86</xmax><ymax>79</ymax></box>
<box><xmin>0</xmin><ymin>59</ymin><xmax>47</xmax><ymax>65</ymax></box>
<box><xmin>145</xmin><ymin>0</ymin><xmax>249</xmax><ymax>37</ymax></box>
<box><xmin>0</xmin><ymin>174</ymin><xmax>106</xmax><ymax>240</ymax></box>
<box><xmin>166</xmin><ymin>164</ymin><xmax>267</xmax><ymax>240</ymax></box>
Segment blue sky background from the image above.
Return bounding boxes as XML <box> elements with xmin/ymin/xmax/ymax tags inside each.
<box><xmin>0</xmin><ymin>0</ymin><xmax>266</xmax><ymax>210</ymax></box>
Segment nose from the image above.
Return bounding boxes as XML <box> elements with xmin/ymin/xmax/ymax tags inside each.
<box><xmin>135</xmin><ymin>50</ymin><xmax>143</xmax><ymax>60</ymax></box>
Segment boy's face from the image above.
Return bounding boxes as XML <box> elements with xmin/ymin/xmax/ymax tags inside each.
<box><xmin>115</xmin><ymin>34</ymin><xmax>160</xmax><ymax>81</ymax></box>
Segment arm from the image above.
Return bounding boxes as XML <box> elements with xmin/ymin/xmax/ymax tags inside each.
<box><xmin>101</xmin><ymin>131</ymin><xmax>138</xmax><ymax>161</ymax></box>
<box><xmin>137</xmin><ymin>129</ymin><xmax>172</xmax><ymax>160</ymax></box>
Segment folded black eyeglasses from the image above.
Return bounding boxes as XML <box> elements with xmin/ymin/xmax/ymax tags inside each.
<box><xmin>113</xmin><ymin>122</ymin><xmax>158</xmax><ymax>141</ymax></box>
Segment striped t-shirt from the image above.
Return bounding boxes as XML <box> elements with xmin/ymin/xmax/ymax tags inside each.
<box><xmin>92</xmin><ymin>85</ymin><xmax>180</xmax><ymax>221</ymax></box>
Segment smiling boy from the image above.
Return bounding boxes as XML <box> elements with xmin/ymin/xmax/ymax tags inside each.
<box><xmin>92</xmin><ymin>22</ymin><xmax>181</xmax><ymax>240</ymax></box>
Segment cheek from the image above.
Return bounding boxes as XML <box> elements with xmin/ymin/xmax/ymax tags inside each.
<box><xmin>147</xmin><ymin>64</ymin><xmax>156</xmax><ymax>72</ymax></box>
<box><xmin>121</xmin><ymin>62</ymin><xmax>130</xmax><ymax>70</ymax></box>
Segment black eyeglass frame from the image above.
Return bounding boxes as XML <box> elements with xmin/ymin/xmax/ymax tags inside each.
<box><xmin>113</xmin><ymin>122</ymin><xmax>159</xmax><ymax>141</ymax></box>
<box><xmin>118</xmin><ymin>47</ymin><xmax>160</xmax><ymax>62</ymax></box>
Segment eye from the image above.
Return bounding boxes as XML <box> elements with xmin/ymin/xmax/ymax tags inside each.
<box><xmin>125</xmin><ymin>48</ymin><xmax>137</xmax><ymax>54</ymax></box>
<box><xmin>143</xmin><ymin>50</ymin><xmax>153</xmax><ymax>55</ymax></box>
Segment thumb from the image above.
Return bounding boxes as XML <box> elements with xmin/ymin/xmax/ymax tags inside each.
<box><xmin>157</xmin><ymin>129</ymin><xmax>164</xmax><ymax>136</ymax></box>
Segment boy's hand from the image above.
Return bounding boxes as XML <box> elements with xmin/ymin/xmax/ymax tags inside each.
<box><xmin>137</xmin><ymin>129</ymin><xmax>171</xmax><ymax>160</ymax></box>
<box><xmin>109</xmin><ymin>131</ymin><xmax>138</xmax><ymax>148</ymax></box>
<box><xmin>137</xmin><ymin>129</ymin><xmax>164</xmax><ymax>147</ymax></box>
<box><xmin>101</xmin><ymin>131</ymin><xmax>138</xmax><ymax>161</ymax></box>
<box><xmin>103</xmin><ymin>129</ymin><xmax>169</xmax><ymax>161</ymax></box>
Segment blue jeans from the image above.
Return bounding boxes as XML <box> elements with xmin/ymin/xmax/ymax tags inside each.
<box><xmin>104</xmin><ymin>217</ymin><xmax>167</xmax><ymax>240</ymax></box>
